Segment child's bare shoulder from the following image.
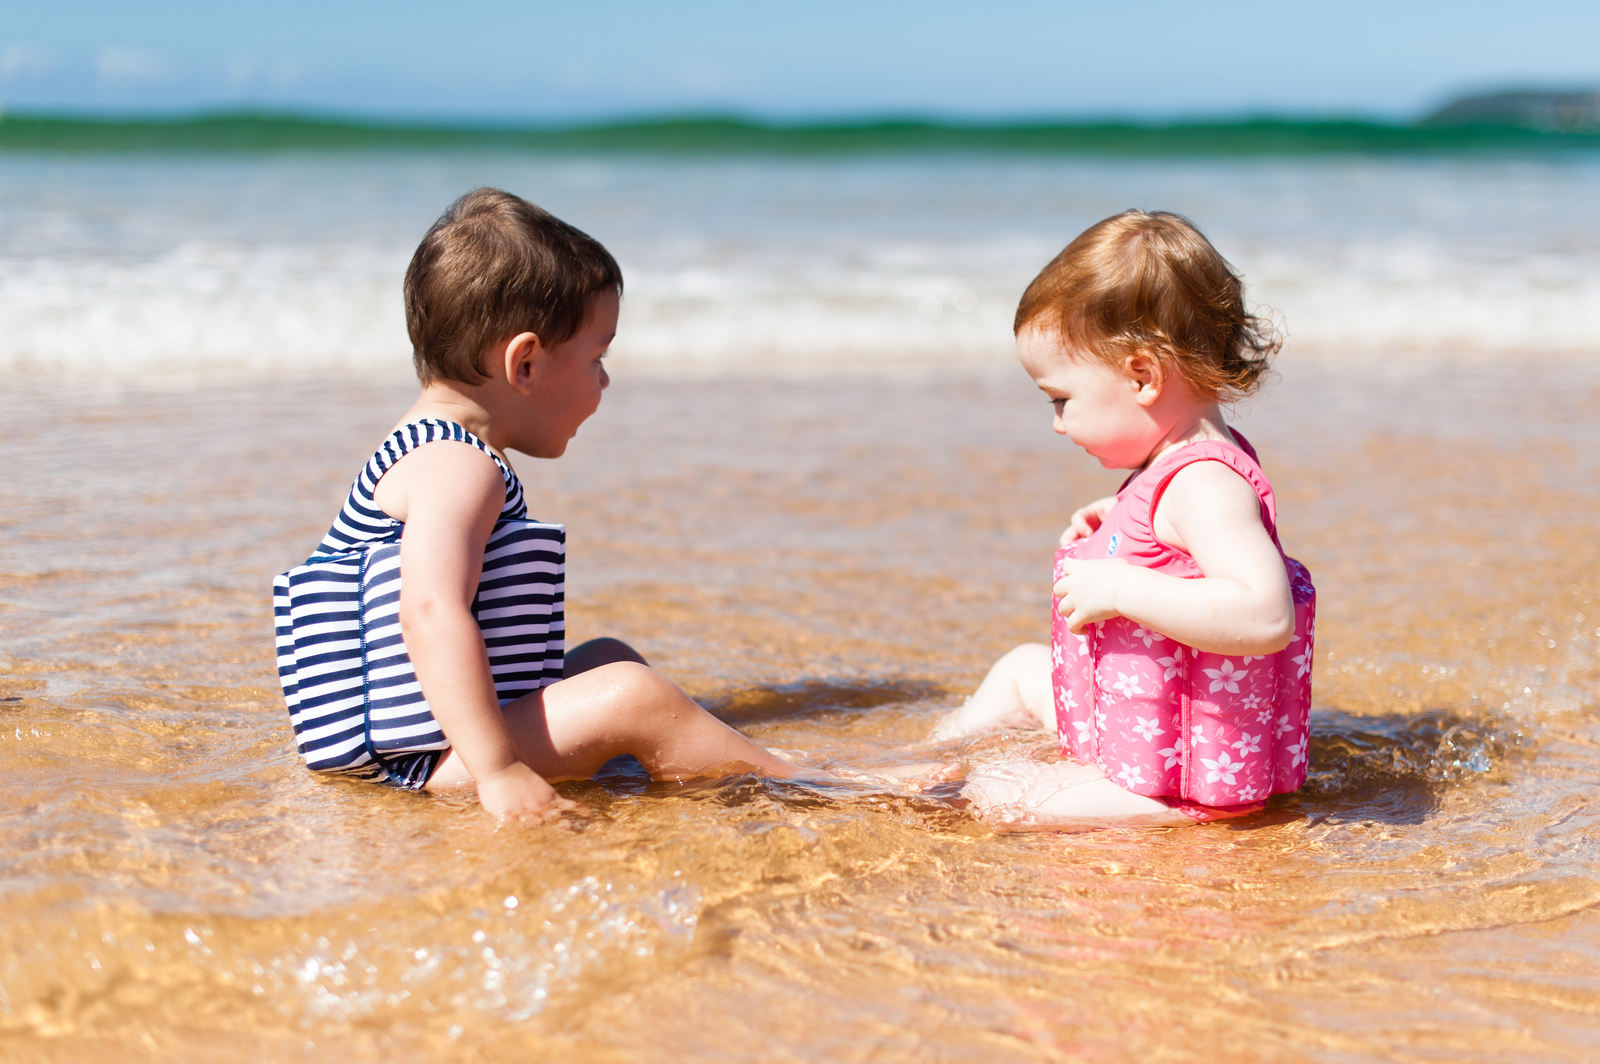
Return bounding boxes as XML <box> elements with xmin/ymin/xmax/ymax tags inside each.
<box><xmin>375</xmin><ymin>436</ymin><xmax>506</xmax><ymax>527</ymax></box>
<box><xmin>1154</xmin><ymin>458</ymin><xmax>1268</xmax><ymax>549</ymax></box>
<box><xmin>1163</xmin><ymin>458</ymin><xmax>1258</xmax><ymax>507</ymax></box>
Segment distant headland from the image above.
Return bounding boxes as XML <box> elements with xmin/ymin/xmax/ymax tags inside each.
<box><xmin>1423</xmin><ymin>88</ymin><xmax>1600</xmax><ymax>132</ymax></box>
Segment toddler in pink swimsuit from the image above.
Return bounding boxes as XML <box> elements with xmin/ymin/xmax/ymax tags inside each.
<box><xmin>932</xmin><ymin>210</ymin><xmax>1314</xmax><ymax>827</ymax></box>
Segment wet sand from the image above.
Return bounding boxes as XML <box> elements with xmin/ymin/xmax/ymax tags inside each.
<box><xmin>2</xmin><ymin>356</ymin><xmax>1598</xmax><ymax>1062</ymax></box>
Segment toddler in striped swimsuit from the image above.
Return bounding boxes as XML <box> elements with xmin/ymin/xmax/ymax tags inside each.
<box><xmin>274</xmin><ymin>187</ymin><xmax>799</xmax><ymax>819</ymax></box>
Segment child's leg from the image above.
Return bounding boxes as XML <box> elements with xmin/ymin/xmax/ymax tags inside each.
<box><xmin>930</xmin><ymin>642</ymin><xmax>1055</xmax><ymax>742</ymax></box>
<box><xmin>962</xmin><ymin>759</ymin><xmax>1191</xmax><ymax>828</ymax></box>
<box><xmin>425</xmin><ymin>661</ymin><xmax>796</xmax><ymax>791</ymax></box>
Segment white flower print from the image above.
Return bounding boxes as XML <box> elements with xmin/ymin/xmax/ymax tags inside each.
<box><xmin>1235</xmin><ymin>783</ymin><xmax>1264</xmax><ymax>801</ymax></box>
<box><xmin>1232</xmin><ymin>732</ymin><xmax>1263</xmax><ymax>756</ymax></box>
<box><xmin>1242</xmin><ymin>693</ymin><xmax>1265</xmax><ymax>712</ymax></box>
<box><xmin>1111</xmin><ymin>671</ymin><xmax>1144</xmax><ymax>698</ymax></box>
<box><xmin>1293</xmin><ymin>647</ymin><xmax>1313</xmax><ymax>679</ymax></box>
<box><xmin>1072</xmin><ymin>719</ymin><xmax>1093</xmax><ymax>743</ymax></box>
<box><xmin>1200</xmin><ymin>751</ymin><xmax>1243</xmax><ymax>785</ymax></box>
<box><xmin>1116</xmin><ymin>763</ymin><xmax>1147</xmax><ymax>788</ymax></box>
<box><xmin>1203</xmin><ymin>659</ymin><xmax>1245</xmax><ymax>694</ymax></box>
<box><xmin>1156</xmin><ymin>652</ymin><xmax>1184</xmax><ymax>682</ymax></box>
<box><xmin>1051</xmin><ymin>642</ymin><xmax>1066</xmax><ymax>668</ymax></box>
<box><xmin>1191</xmin><ymin>724</ymin><xmax>1207</xmax><ymax>745</ymax></box>
<box><xmin>1157</xmin><ymin>744</ymin><xmax>1182</xmax><ymax>769</ymax></box>
<box><xmin>1255</xmin><ymin>706</ymin><xmax>1276</xmax><ymax>726</ymax></box>
<box><xmin>1132</xmin><ymin>715</ymin><xmax>1164</xmax><ymax>742</ymax></box>
<box><xmin>1287</xmin><ymin>737</ymin><xmax>1308</xmax><ymax>768</ymax></box>
<box><xmin>1275</xmin><ymin>714</ymin><xmax>1296</xmax><ymax>738</ymax></box>
<box><xmin>1058</xmin><ymin>688</ymin><xmax>1078</xmax><ymax>714</ymax></box>
<box><xmin>1129</xmin><ymin>625</ymin><xmax>1159</xmax><ymax>648</ymax></box>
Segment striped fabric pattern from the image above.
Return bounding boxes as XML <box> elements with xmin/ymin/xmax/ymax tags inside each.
<box><xmin>272</xmin><ymin>419</ymin><xmax>565</xmax><ymax>789</ymax></box>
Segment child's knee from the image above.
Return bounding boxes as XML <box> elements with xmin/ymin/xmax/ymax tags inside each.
<box><xmin>1002</xmin><ymin>643</ymin><xmax>1054</xmax><ymax>729</ymax></box>
<box><xmin>586</xmin><ymin>660</ymin><xmax>681</xmax><ymax>727</ymax></box>
<box><xmin>990</xmin><ymin>642</ymin><xmax>1050</xmax><ymax>688</ymax></box>
<box><xmin>1006</xmin><ymin>642</ymin><xmax>1051</xmax><ymax>667</ymax></box>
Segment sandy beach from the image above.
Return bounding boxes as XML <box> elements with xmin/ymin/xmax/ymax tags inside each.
<box><xmin>4</xmin><ymin>125</ymin><xmax>1599</xmax><ymax>1060</ymax></box>
<box><xmin>2</xmin><ymin>350</ymin><xmax>1598</xmax><ymax>1061</ymax></box>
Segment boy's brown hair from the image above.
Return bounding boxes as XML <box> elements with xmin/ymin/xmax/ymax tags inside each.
<box><xmin>403</xmin><ymin>187</ymin><xmax>623</xmax><ymax>385</ymax></box>
<box><xmin>1014</xmin><ymin>210</ymin><xmax>1280</xmax><ymax>401</ymax></box>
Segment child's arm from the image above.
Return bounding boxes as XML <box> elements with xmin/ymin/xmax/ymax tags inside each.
<box><xmin>388</xmin><ymin>443</ymin><xmax>577</xmax><ymax>818</ymax></box>
<box><xmin>1060</xmin><ymin>494</ymin><xmax>1117</xmax><ymax>545</ymax></box>
<box><xmin>1053</xmin><ymin>462</ymin><xmax>1293</xmax><ymax>655</ymax></box>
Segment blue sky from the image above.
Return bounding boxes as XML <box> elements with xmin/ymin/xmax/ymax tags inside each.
<box><xmin>3</xmin><ymin>1</ymin><xmax>1596</xmax><ymax>122</ymax></box>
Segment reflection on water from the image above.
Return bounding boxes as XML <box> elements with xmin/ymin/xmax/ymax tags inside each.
<box><xmin>1</xmin><ymin>361</ymin><xmax>1598</xmax><ymax>1062</ymax></box>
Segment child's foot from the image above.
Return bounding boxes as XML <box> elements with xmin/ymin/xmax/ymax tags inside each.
<box><xmin>833</xmin><ymin>759</ymin><xmax>967</xmax><ymax>792</ymax></box>
<box><xmin>928</xmin><ymin>700</ymin><xmax>1008</xmax><ymax>743</ymax></box>
<box><xmin>928</xmin><ymin>708</ymin><xmax>978</xmax><ymax>744</ymax></box>
<box><xmin>961</xmin><ymin>758</ymin><xmax>1190</xmax><ymax>829</ymax></box>
<box><xmin>929</xmin><ymin>703</ymin><xmax>1041</xmax><ymax>744</ymax></box>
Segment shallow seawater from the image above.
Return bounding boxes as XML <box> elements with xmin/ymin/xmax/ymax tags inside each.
<box><xmin>1</xmin><ymin>358</ymin><xmax>1598</xmax><ymax>1062</ymax></box>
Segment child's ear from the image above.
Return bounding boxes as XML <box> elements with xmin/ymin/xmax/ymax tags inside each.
<box><xmin>501</xmin><ymin>331</ymin><xmax>544</xmax><ymax>393</ymax></box>
<box><xmin>1124</xmin><ymin>351</ymin><xmax>1165</xmax><ymax>405</ymax></box>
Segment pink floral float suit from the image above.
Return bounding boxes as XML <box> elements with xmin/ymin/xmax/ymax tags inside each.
<box><xmin>1052</xmin><ymin>432</ymin><xmax>1315</xmax><ymax>821</ymax></box>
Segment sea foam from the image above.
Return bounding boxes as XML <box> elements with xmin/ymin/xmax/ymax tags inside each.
<box><xmin>3</xmin><ymin>151</ymin><xmax>1596</xmax><ymax>376</ymax></box>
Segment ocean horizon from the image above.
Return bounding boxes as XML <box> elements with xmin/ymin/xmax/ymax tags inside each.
<box><xmin>5</xmin><ymin>106</ymin><xmax>1600</xmax><ymax>156</ymax></box>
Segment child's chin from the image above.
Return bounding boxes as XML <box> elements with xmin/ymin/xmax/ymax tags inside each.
<box><xmin>1072</xmin><ymin>443</ymin><xmax>1117</xmax><ymax>468</ymax></box>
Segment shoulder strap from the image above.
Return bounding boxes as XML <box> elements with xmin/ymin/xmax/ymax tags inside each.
<box><xmin>370</xmin><ymin>419</ymin><xmax>526</xmax><ymax>518</ymax></box>
<box><xmin>1142</xmin><ymin>431</ymin><xmax>1280</xmax><ymax>546</ymax></box>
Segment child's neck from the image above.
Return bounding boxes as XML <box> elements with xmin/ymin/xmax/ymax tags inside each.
<box><xmin>399</xmin><ymin>382</ymin><xmax>502</xmax><ymax>452</ymax></box>
<box><xmin>1139</xmin><ymin>401</ymin><xmax>1235</xmax><ymax>470</ymax></box>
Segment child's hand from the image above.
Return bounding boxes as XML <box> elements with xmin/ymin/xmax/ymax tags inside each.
<box><xmin>476</xmin><ymin>762</ymin><xmax>580</xmax><ymax>821</ymax></box>
<box><xmin>1053</xmin><ymin>557</ymin><xmax>1130</xmax><ymax>632</ymax></box>
<box><xmin>1060</xmin><ymin>496</ymin><xmax>1116</xmax><ymax>545</ymax></box>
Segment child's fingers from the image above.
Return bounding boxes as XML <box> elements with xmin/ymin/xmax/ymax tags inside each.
<box><xmin>546</xmin><ymin>794</ymin><xmax>586</xmax><ymax>818</ymax></box>
<box><xmin>487</xmin><ymin>790</ymin><xmax>587</xmax><ymax>823</ymax></box>
<box><xmin>1052</xmin><ymin>568</ymin><xmax>1074</xmax><ymax>597</ymax></box>
<box><xmin>519</xmin><ymin>794</ymin><xmax>588</xmax><ymax>825</ymax></box>
<box><xmin>1053</xmin><ymin>568</ymin><xmax>1097</xmax><ymax>632</ymax></box>
<box><xmin>1058</xmin><ymin>603</ymin><xmax>1094</xmax><ymax>634</ymax></box>
<box><xmin>1062</xmin><ymin>504</ymin><xmax>1105</xmax><ymax>544</ymax></box>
